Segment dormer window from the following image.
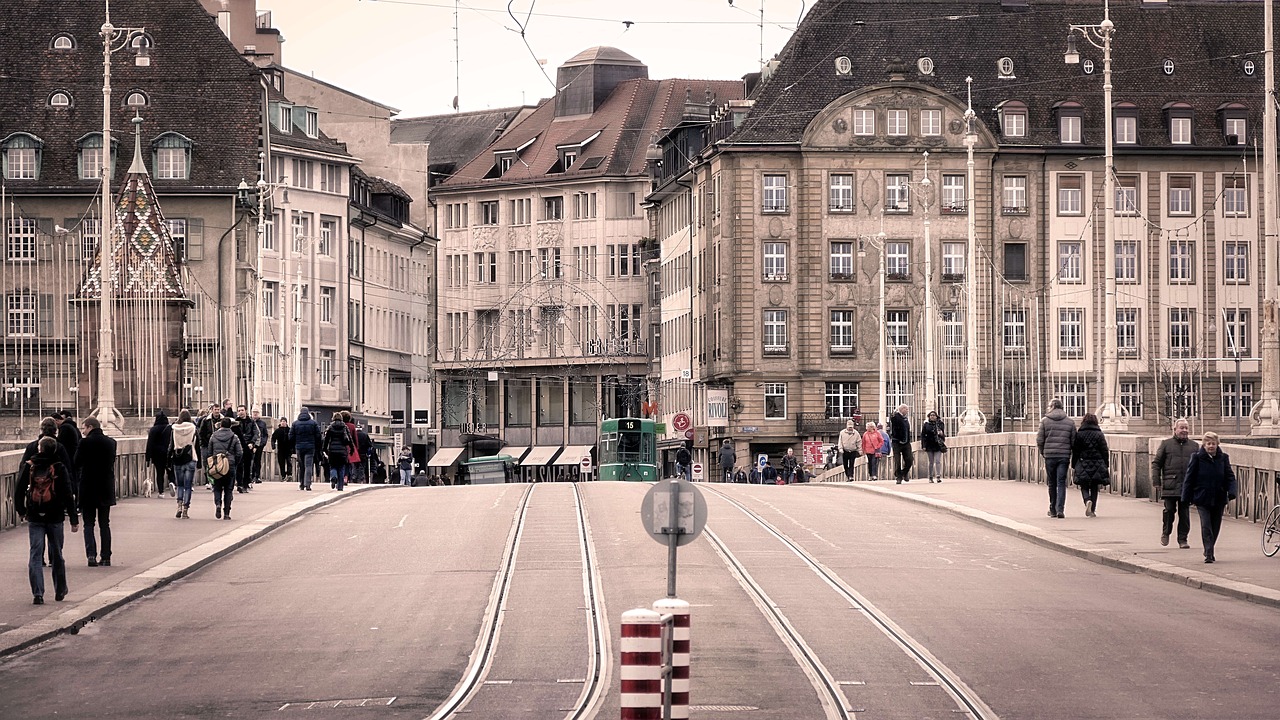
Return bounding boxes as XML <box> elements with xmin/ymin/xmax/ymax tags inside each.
<box><xmin>51</xmin><ymin>34</ymin><xmax>75</xmax><ymax>50</ymax></box>
<box><xmin>272</xmin><ymin>102</ymin><xmax>293</xmax><ymax>133</ymax></box>
<box><xmin>2</xmin><ymin>133</ymin><xmax>43</xmax><ymax>180</ymax></box>
<box><xmin>998</xmin><ymin>101</ymin><xmax>1027</xmax><ymax>138</ymax></box>
<box><xmin>499</xmin><ymin>155</ymin><xmax>515</xmax><ymax>174</ymax></box>
<box><xmin>125</xmin><ymin>91</ymin><xmax>148</xmax><ymax>107</ymax></box>
<box><xmin>152</xmin><ymin>132</ymin><xmax>193</xmax><ymax>180</ymax></box>
<box><xmin>563</xmin><ymin>150</ymin><xmax>577</xmax><ymax>170</ymax></box>
<box><xmin>305</xmin><ymin>109</ymin><xmax>319</xmax><ymax>138</ymax></box>
<box><xmin>1165</xmin><ymin>102</ymin><xmax>1194</xmax><ymax>145</ymax></box>
<box><xmin>1219</xmin><ymin>103</ymin><xmax>1248</xmax><ymax>146</ymax></box>
<box><xmin>1114</xmin><ymin>103</ymin><xmax>1139</xmax><ymax>145</ymax></box>
<box><xmin>48</xmin><ymin>91</ymin><xmax>72</xmax><ymax>108</ymax></box>
<box><xmin>77</xmin><ymin>133</ymin><xmax>116</xmax><ymax>180</ymax></box>
<box><xmin>1055</xmin><ymin>101</ymin><xmax>1083</xmax><ymax>144</ymax></box>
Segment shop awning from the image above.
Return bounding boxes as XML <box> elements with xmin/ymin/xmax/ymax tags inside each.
<box><xmin>554</xmin><ymin>445</ymin><xmax>595</xmax><ymax>465</ymax></box>
<box><xmin>426</xmin><ymin>447</ymin><xmax>465</xmax><ymax>467</ymax></box>
<box><xmin>502</xmin><ymin>446</ymin><xmax>530</xmax><ymax>463</ymax></box>
<box><xmin>521</xmin><ymin>446</ymin><xmax>562</xmax><ymax>466</ymax></box>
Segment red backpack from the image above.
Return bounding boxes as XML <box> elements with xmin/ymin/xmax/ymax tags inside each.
<box><xmin>26</xmin><ymin>461</ymin><xmax>57</xmax><ymax>508</ymax></box>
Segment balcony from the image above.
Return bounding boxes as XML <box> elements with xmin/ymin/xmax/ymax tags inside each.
<box><xmin>1001</xmin><ymin>205</ymin><xmax>1028</xmax><ymax>216</ymax></box>
<box><xmin>797</xmin><ymin>412</ymin><xmax>864</xmax><ymax>436</ymax></box>
<box><xmin>763</xmin><ymin>273</ymin><xmax>790</xmax><ymax>282</ymax></box>
<box><xmin>763</xmin><ymin>343</ymin><xmax>789</xmax><ymax>357</ymax></box>
<box><xmin>829</xmin><ymin>272</ymin><xmax>855</xmax><ymax>282</ymax></box>
<box><xmin>941</xmin><ymin>272</ymin><xmax>965</xmax><ymax>283</ymax></box>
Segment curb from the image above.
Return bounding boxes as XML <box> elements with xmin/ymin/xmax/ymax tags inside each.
<box><xmin>832</xmin><ymin>482</ymin><xmax>1280</xmax><ymax>610</ymax></box>
<box><xmin>0</xmin><ymin>485</ymin><xmax>386</xmax><ymax>659</ymax></box>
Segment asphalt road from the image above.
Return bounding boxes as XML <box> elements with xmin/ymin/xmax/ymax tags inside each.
<box><xmin>1</xmin><ymin>483</ymin><xmax>1277</xmax><ymax>720</ymax></box>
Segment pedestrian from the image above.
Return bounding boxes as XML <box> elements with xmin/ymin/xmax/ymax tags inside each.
<box><xmin>198</xmin><ymin>404</ymin><xmax>222</xmax><ymax>475</ymax></box>
<box><xmin>1036</xmin><ymin>399</ymin><xmax>1077</xmax><ymax>519</ymax></box>
<box><xmin>748</xmin><ymin>465</ymin><xmax>761</xmax><ymax>484</ymax></box>
<box><xmin>838</xmin><ymin>420</ymin><xmax>862</xmax><ymax>480</ymax></box>
<box><xmin>861</xmin><ymin>421</ymin><xmax>883</xmax><ymax>481</ymax></box>
<box><xmin>398</xmin><ymin>445</ymin><xmax>414</xmax><ymax>486</ymax></box>
<box><xmin>16</xmin><ymin>436</ymin><xmax>79</xmax><ymax>604</ymax></box>
<box><xmin>1151</xmin><ymin>418</ymin><xmax>1198</xmax><ymax>548</ymax></box>
<box><xmin>1182</xmin><ymin>431</ymin><xmax>1238</xmax><ymax>564</ymax></box>
<box><xmin>206</xmin><ymin>417</ymin><xmax>244</xmax><ymax>519</ymax></box>
<box><xmin>271</xmin><ymin>417</ymin><xmax>294</xmax><ymax>482</ymax></box>
<box><xmin>22</xmin><ymin>418</ymin><xmax>74</xmax><ymax>566</ymax></box>
<box><xmin>919</xmin><ymin>411</ymin><xmax>947</xmax><ymax>483</ymax></box>
<box><xmin>762</xmin><ymin>461</ymin><xmax>780</xmax><ymax>485</ymax></box>
<box><xmin>55</xmin><ymin>410</ymin><xmax>81</xmax><ymax>499</ymax></box>
<box><xmin>145</xmin><ymin>411</ymin><xmax>174</xmax><ymax>498</ymax></box>
<box><xmin>251</xmin><ymin>409</ymin><xmax>268</xmax><ymax>483</ymax></box>
<box><xmin>74</xmin><ymin>416</ymin><xmax>117</xmax><ymax>567</ymax></box>
<box><xmin>355</xmin><ymin>423</ymin><xmax>373</xmax><ymax>483</ymax></box>
<box><xmin>290</xmin><ymin>407</ymin><xmax>321</xmax><ymax>491</ymax></box>
<box><xmin>324</xmin><ymin>415</ymin><xmax>353</xmax><ymax>490</ymax></box>
<box><xmin>889</xmin><ymin>405</ymin><xmax>914</xmax><ymax>484</ymax></box>
<box><xmin>675</xmin><ymin>443</ymin><xmax>691</xmax><ymax>480</ymax></box>
<box><xmin>342</xmin><ymin>411</ymin><xmax>362</xmax><ymax>486</ymax></box>
<box><xmin>717</xmin><ymin>439</ymin><xmax>736</xmax><ymax>483</ymax></box>
<box><xmin>1070</xmin><ymin>413</ymin><xmax>1110</xmax><ymax>517</ymax></box>
<box><xmin>170</xmin><ymin>409</ymin><xmax>198</xmax><ymax>519</ymax></box>
<box><xmin>780</xmin><ymin>447</ymin><xmax>799</xmax><ymax>484</ymax></box>
<box><xmin>233</xmin><ymin>405</ymin><xmax>261</xmax><ymax>493</ymax></box>
<box><xmin>733</xmin><ymin>467</ymin><xmax>748</xmax><ymax>484</ymax></box>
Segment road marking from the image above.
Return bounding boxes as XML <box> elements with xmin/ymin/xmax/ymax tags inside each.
<box><xmin>395</xmin><ymin>514</ymin><xmax>408</xmax><ymax>529</ymax></box>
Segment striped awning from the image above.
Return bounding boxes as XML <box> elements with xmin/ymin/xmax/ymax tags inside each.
<box><xmin>521</xmin><ymin>446</ymin><xmax>561</xmax><ymax>466</ymax></box>
<box><xmin>426</xmin><ymin>447</ymin><xmax>465</xmax><ymax>467</ymax></box>
<box><xmin>502</xmin><ymin>446</ymin><xmax>530</xmax><ymax>463</ymax></box>
<box><xmin>554</xmin><ymin>445</ymin><xmax>594</xmax><ymax>465</ymax></box>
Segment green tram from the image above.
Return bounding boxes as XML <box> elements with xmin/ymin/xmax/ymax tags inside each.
<box><xmin>598</xmin><ymin>417</ymin><xmax>659</xmax><ymax>481</ymax></box>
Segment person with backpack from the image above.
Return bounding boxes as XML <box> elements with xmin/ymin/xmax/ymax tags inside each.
<box><xmin>290</xmin><ymin>408</ymin><xmax>322</xmax><ymax>491</ymax></box>
<box><xmin>146</xmin><ymin>411</ymin><xmax>174</xmax><ymax>498</ymax></box>
<box><xmin>324</xmin><ymin>415</ymin><xmax>353</xmax><ymax>490</ymax></box>
<box><xmin>74</xmin><ymin>416</ymin><xmax>117</xmax><ymax>567</ymax></box>
<box><xmin>170</xmin><ymin>409</ymin><xmax>198</xmax><ymax>519</ymax></box>
<box><xmin>16</xmin><ymin>436</ymin><xmax>79</xmax><ymax>604</ymax></box>
<box><xmin>206</xmin><ymin>417</ymin><xmax>244</xmax><ymax>520</ymax></box>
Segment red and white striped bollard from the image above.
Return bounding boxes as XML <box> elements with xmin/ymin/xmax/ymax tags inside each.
<box><xmin>653</xmin><ymin>598</ymin><xmax>690</xmax><ymax>719</ymax></box>
<box><xmin>620</xmin><ymin>608</ymin><xmax>663</xmax><ymax>719</ymax></box>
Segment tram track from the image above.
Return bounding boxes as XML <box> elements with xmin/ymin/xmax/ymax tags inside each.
<box><xmin>426</xmin><ymin>483</ymin><xmax>608</xmax><ymax>720</ymax></box>
<box><xmin>702</xmin><ymin>485</ymin><xmax>998</xmax><ymax>720</ymax></box>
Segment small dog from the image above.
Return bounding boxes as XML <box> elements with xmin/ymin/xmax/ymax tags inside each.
<box><xmin>141</xmin><ymin>478</ymin><xmax>155</xmax><ymax>498</ymax></box>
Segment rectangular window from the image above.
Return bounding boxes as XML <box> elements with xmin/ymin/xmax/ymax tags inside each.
<box><xmin>1116</xmin><ymin>240</ymin><xmax>1138</xmax><ymax>283</ymax></box>
<box><xmin>1169</xmin><ymin>240</ymin><xmax>1195</xmax><ymax>284</ymax></box>
<box><xmin>290</xmin><ymin>159</ymin><xmax>313</xmax><ymax>189</ymax></box>
<box><xmin>1115</xmin><ymin>115</ymin><xmax>1137</xmax><ymax>144</ymax></box>
<box><xmin>763</xmin><ymin>242</ymin><xmax>788</xmax><ymax>280</ymax></box>
<box><xmin>886</xmin><ymin>309</ymin><xmax>910</xmax><ymax>353</ymax></box>
<box><xmin>887</xmin><ymin>109</ymin><xmax>909</xmax><ymax>136</ymax></box>
<box><xmin>1058</xmin><ymin>241</ymin><xmax>1083</xmax><ymax>283</ymax></box>
<box><xmin>320</xmin><ymin>349</ymin><xmax>335</xmax><ymax>385</ymax></box>
<box><xmin>1224</xmin><ymin>308</ymin><xmax>1250</xmax><ymax>356</ymax></box>
<box><xmin>480</xmin><ymin>200</ymin><xmax>500</xmax><ymax>225</ymax></box>
<box><xmin>886</xmin><ymin>380</ymin><xmax>913</xmax><ymax>413</ymax></box>
<box><xmin>1120</xmin><ymin>382</ymin><xmax>1143</xmax><ymax>418</ymax></box>
<box><xmin>1225</xmin><ymin>117</ymin><xmax>1247</xmax><ymax>145</ymax></box>
<box><xmin>1059</xmin><ymin>308</ymin><xmax>1084</xmax><ymax>359</ymax></box>
<box><xmin>763</xmin><ymin>309</ymin><xmax>788</xmax><ymax>354</ymax></box>
<box><xmin>1223</xmin><ymin>175</ymin><xmax>1248</xmax><ymax>217</ymax></box>
<box><xmin>6</xmin><ymin>147</ymin><xmax>37</xmax><ymax>180</ymax></box>
<box><xmin>941</xmin><ymin>174</ymin><xmax>966</xmax><ymax>212</ymax></box>
<box><xmin>829</xmin><ymin>173</ymin><xmax>854</xmax><ymax>212</ymax></box>
<box><xmin>1117</xmin><ymin>308</ymin><xmax>1139</xmax><ymax>356</ymax></box>
<box><xmin>572</xmin><ymin>192</ymin><xmax>597</xmax><ymax>220</ymax></box>
<box><xmin>510</xmin><ymin>198</ymin><xmax>531</xmax><ymax>225</ymax></box>
<box><xmin>764</xmin><ymin>382</ymin><xmax>787</xmax><ymax>419</ymax></box>
<box><xmin>1168</xmin><ymin>175</ymin><xmax>1194</xmax><ymax>215</ymax></box>
<box><xmin>609</xmin><ymin>244</ymin><xmax>640</xmax><ymax>277</ymax></box>
<box><xmin>1166</xmin><ymin>382</ymin><xmax>1200</xmax><ymax>420</ymax></box>
<box><xmin>1057</xmin><ymin>175</ymin><xmax>1083</xmax><ymax>215</ymax></box>
<box><xmin>921</xmin><ymin>109</ymin><xmax>942</xmax><ymax>136</ymax></box>
<box><xmin>1171</xmin><ymin>116</ymin><xmax>1192</xmax><ymax>145</ymax></box>
<box><xmin>1002</xmin><ymin>176</ymin><xmax>1027</xmax><ymax>213</ymax></box>
<box><xmin>853</xmin><ymin>109</ymin><xmax>875</xmax><ymax>135</ymax></box>
<box><xmin>81</xmin><ymin>219</ymin><xmax>102</xmax><ymax>259</ymax></box>
<box><xmin>1004</xmin><ymin>308</ymin><xmax>1027</xmax><ymax>352</ymax></box>
<box><xmin>6</xmin><ymin>218</ymin><xmax>36</xmax><ymax>261</ymax></box>
<box><xmin>942</xmin><ymin>310</ymin><xmax>964</xmax><ymax>352</ymax></box>
<box><xmin>1224</xmin><ymin>242</ymin><xmax>1249</xmax><ymax>284</ymax></box>
<box><xmin>319</xmin><ymin>218</ymin><xmax>336</xmax><ymax>256</ymax></box>
<box><xmin>1060</xmin><ymin>114</ymin><xmax>1081</xmax><ymax>143</ymax></box>
<box><xmin>1169</xmin><ymin>308</ymin><xmax>1194</xmax><ymax>357</ymax></box>
<box><xmin>1004</xmin><ymin>242</ymin><xmax>1027</xmax><ymax>281</ymax></box>
<box><xmin>262</xmin><ymin>281</ymin><xmax>277</xmax><ymax>318</ymax></box>
<box><xmin>1116</xmin><ymin>175</ymin><xmax>1139</xmax><ymax>215</ymax></box>
<box><xmin>885</xmin><ymin>173</ymin><xmax>910</xmax><ymax>212</ymax></box>
<box><xmin>942</xmin><ymin>242</ymin><xmax>965</xmax><ymax>279</ymax></box>
<box><xmin>1056</xmin><ymin>381</ymin><xmax>1087</xmax><ymax>417</ymax></box>
<box><xmin>291</xmin><ymin>211</ymin><xmax>311</xmax><ymax>250</ymax></box>
<box><xmin>320</xmin><ymin>164</ymin><xmax>342</xmax><ymax>193</ymax></box>
<box><xmin>825</xmin><ymin>382</ymin><xmax>861</xmax><ymax>419</ymax></box>
<box><xmin>80</xmin><ymin>145</ymin><xmax>103</xmax><ymax>180</ymax></box>
<box><xmin>1223</xmin><ymin>381</ymin><xmax>1255</xmax><ymax>418</ymax></box>
<box><xmin>762</xmin><ymin>174</ymin><xmax>788</xmax><ymax>213</ymax></box>
<box><xmin>828</xmin><ymin>242</ymin><xmax>854</xmax><ymax>279</ymax></box>
<box><xmin>830</xmin><ymin>310</ymin><xmax>854</xmax><ymax>353</ymax></box>
<box><xmin>542</xmin><ymin>196</ymin><xmax>563</xmax><ymax>221</ymax></box>
<box><xmin>6</xmin><ymin>293</ymin><xmax>36</xmax><ymax>336</ymax></box>
<box><xmin>1003</xmin><ymin>110</ymin><xmax>1027</xmax><ymax>138</ymax></box>
<box><xmin>538</xmin><ymin>247</ymin><xmax>562</xmax><ymax>279</ymax></box>
<box><xmin>886</xmin><ymin>242</ymin><xmax>909</xmax><ymax>278</ymax></box>
<box><xmin>320</xmin><ymin>286</ymin><xmax>334</xmax><ymax>323</ymax></box>
<box><xmin>509</xmin><ymin>249</ymin><xmax>532</xmax><ymax>284</ymax></box>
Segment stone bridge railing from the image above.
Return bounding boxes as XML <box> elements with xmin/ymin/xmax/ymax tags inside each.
<box><xmin>1</xmin><ymin>437</ymin><xmax>149</xmax><ymax>533</ymax></box>
<box><xmin>819</xmin><ymin>432</ymin><xmax>1280</xmax><ymax>524</ymax></box>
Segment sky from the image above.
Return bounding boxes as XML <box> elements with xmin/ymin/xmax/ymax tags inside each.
<box><xmin>260</xmin><ymin>0</ymin><xmax>807</xmax><ymax>117</ymax></box>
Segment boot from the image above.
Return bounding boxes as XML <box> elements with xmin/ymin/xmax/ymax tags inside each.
<box><xmin>223</xmin><ymin>508</ymin><xmax>231</xmax><ymax>520</ymax></box>
<box><xmin>181</xmin><ymin>505</ymin><xmax>189</xmax><ymax>519</ymax></box>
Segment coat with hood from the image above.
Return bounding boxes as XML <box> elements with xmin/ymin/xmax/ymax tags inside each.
<box><xmin>145</xmin><ymin>412</ymin><xmax>173</xmax><ymax>467</ymax></box>
<box><xmin>74</xmin><ymin>427</ymin><xmax>118</xmax><ymax>509</ymax></box>
<box><xmin>1182</xmin><ymin>446</ymin><xmax>1238</xmax><ymax>509</ymax></box>
<box><xmin>838</xmin><ymin>424</ymin><xmax>862</xmax><ymax>454</ymax></box>
<box><xmin>325</xmin><ymin>419</ymin><xmax>353</xmax><ymax>462</ymax></box>
<box><xmin>57</xmin><ymin>418</ymin><xmax>80</xmax><ymax>463</ymax></box>
<box><xmin>717</xmin><ymin>441</ymin><xmax>736</xmax><ymax>470</ymax></box>
<box><xmin>1070</xmin><ymin>419</ymin><xmax>1111</xmax><ymax>487</ymax></box>
<box><xmin>345</xmin><ymin>421</ymin><xmax>362</xmax><ymax>463</ymax></box>
<box><xmin>398</xmin><ymin>446</ymin><xmax>414</xmax><ymax>471</ymax></box>
<box><xmin>290</xmin><ymin>411</ymin><xmax>321</xmax><ymax>453</ymax></box>
<box><xmin>16</xmin><ymin>445</ymin><xmax>77</xmax><ymax>525</ymax></box>
<box><xmin>1036</xmin><ymin>408</ymin><xmax>1077</xmax><ymax>459</ymax></box>
<box><xmin>170</xmin><ymin>419</ymin><xmax>197</xmax><ymax>462</ymax></box>
<box><xmin>207</xmin><ymin>426</ymin><xmax>244</xmax><ymax>473</ymax></box>
<box><xmin>1152</xmin><ymin>435</ymin><xmax>1199</xmax><ymax>499</ymax></box>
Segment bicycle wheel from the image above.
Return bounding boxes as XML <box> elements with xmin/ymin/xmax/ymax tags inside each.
<box><xmin>1263</xmin><ymin>504</ymin><xmax>1280</xmax><ymax>558</ymax></box>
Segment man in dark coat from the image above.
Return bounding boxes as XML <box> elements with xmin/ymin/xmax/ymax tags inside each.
<box><xmin>1151</xmin><ymin>418</ymin><xmax>1198</xmax><ymax>548</ymax></box>
<box><xmin>1036</xmin><ymin>399</ymin><xmax>1077</xmax><ymax>518</ymax></box>
<box><xmin>251</xmin><ymin>409</ymin><xmax>269</xmax><ymax>483</ymax></box>
<box><xmin>355</xmin><ymin>424</ymin><xmax>373</xmax><ymax>483</ymax></box>
<box><xmin>145</xmin><ymin>411</ymin><xmax>174</xmax><ymax>497</ymax></box>
<box><xmin>270</xmin><ymin>416</ymin><xmax>294</xmax><ymax>482</ymax></box>
<box><xmin>73</xmin><ymin>416</ymin><xmax>117</xmax><ymax>567</ymax></box>
<box><xmin>198</xmin><ymin>405</ymin><xmax>222</xmax><ymax>460</ymax></box>
<box><xmin>232</xmin><ymin>405</ymin><xmax>261</xmax><ymax>493</ymax></box>
<box><xmin>717</xmin><ymin>439</ymin><xmax>736</xmax><ymax>483</ymax></box>
<box><xmin>290</xmin><ymin>408</ymin><xmax>322</xmax><ymax>491</ymax></box>
<box><xmin>675</xmin><ymin>444</ymin><xmax>692</xmax><ymax>480</ymax></box>
<box><xmin>889</xmin><ymin>404</ymin><xmax>914</xmax><ymax>484</ymax></box>
<box><xmin>56</xmin><ymin>410</ymin><xmax>80</xmax><ymax>469</ymax></box>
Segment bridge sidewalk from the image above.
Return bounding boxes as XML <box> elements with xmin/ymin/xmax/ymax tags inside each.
<box><xmin>0</xmin><ymin>481</ymin><xmax>380</xmax><ymax>658</ymax></box>
<box><xmin>829</xmin><ymin>475</ymin><xmax>1280</xmax><ymax>607</ymax></box>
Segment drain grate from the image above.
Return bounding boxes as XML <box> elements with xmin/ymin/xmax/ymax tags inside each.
<box><xmin>690</xmin><ymin>705</ymin><xmax>760</xmax><ymax>712</ymax></box>
<box><xmin>278</xmin><ymin>697</ymin><xmax>396</xmax><ymax>710</ymax></box>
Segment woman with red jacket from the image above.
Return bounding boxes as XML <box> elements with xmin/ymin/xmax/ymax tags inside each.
<box><xmin>860</xmin><ymin>421</ymin><xmax>883</xmax><ymax>481</ymax></box>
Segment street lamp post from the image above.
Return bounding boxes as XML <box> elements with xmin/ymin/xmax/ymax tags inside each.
<box><xmin>958</xmin><ymin>77</ymin><xmax>986</xmax><ymax>434</ymax></box>
<box><xmin>860</xmin><ymin>227</ymin><xmax>888</xmax><ymax>419</ymax></box>
<box><xmin>1251</xmin><ymin>0</ymin><xmax>1280</xmax><ymax>435</ymax></box>
<box><xmin>1065</xmin><ymin>0</ymin><xmax>1127</xmax><ymax>432</ymax></box>
<box><xmin>920</xmin><ymin>152</ymin><xmax>935</xmax><ymax>415</ymax></box>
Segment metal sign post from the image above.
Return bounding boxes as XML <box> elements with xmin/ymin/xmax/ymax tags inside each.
<box><xmin>640</xmin><ymin>478</ymin><xmax>707</xmax><ymax>598</ymax></box>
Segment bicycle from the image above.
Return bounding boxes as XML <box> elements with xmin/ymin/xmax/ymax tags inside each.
<box><xmin>1263</xmin><ymin>502</ymin><xmax>1280</xmax><ymax>557</ymax></box>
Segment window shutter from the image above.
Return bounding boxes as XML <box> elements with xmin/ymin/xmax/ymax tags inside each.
<box><xmin>37</xmin><ymin>218</ymin><xmax>54</xmax><ymax>258</ymax></box>
<box><xmin>38</xmin><ymin>294</ymin><xmax>54</xmax><ymax>337</ymax></box>
<box><xmin>186</xmin><ymin>218</ymin><xmax>204</xmax><ymax>260</ymax></box>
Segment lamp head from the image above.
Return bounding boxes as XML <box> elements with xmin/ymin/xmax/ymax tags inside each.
<box><xmin>1064</xmin><ymin>34</ymin><xmax>1081</xmax><ymax>65</ymax></box>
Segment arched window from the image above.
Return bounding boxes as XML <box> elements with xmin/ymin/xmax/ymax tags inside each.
<box><xmin>51</xmin><ymin>34</ymin><xmax>75</xmax><ymax>50</ymax></box>
<box><xmin>1053</xmin><ymin>101</ymin><xmax>1083</xmax><ymax>144</ymax></box>
<box><xmin>1</xmin><ymin>133</ymin><xmax>44</xmax><ymax>180</ymax></box>
<box><xmin>125</xmin><ymin>91</ymin><xmax>149</xmax><ymax>107</ymax></box>
<box><xmin>153</xmin><ymin>132</ymin><xmax>193</xmax><ymax>180</ymax></box>
<box><xmin>48</xmin><ymin>91</ymin><xmax>72</xmax><ymax>108</ymax></box>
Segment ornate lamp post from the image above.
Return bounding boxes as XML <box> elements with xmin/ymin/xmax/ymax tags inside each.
<box><xmin>958</xmin><ymin>77</ymin><xmax>987</xmax><ymax>434</ymax></box>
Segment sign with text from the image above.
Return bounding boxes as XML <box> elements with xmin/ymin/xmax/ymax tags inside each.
<box><xmin>803</xmin><ymin>440</ymin><xmax>824</xmax><ymax>466</ymax></box>
<box><xmin>706</xmin><ymin>389</ymin><xmax>729</xmax><ymax>428</ymax></box>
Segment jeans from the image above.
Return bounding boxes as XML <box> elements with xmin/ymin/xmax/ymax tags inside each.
<box><xmin>1196</xmin><ymin>504</ymin><xmax>1226</xmax><ymax>559</ymax></box>
<box><xmin>400</xmin><ymin>468</ymin><xmax>413</xmax><ymax>485</ymax></box>
<box><xmin>174</xmin><ymin>461</ymin><xmax>196</xmax><ymax>506</ymax></box>
<box><xmin>1044</xmin><ymin>457</ymin><xmax>1070</xmax><ymax>516</ymax></box>
<box><xmin>297</xmin><ymin>449</ymin><xmax>314</xmax><ymax>489</ymax></box>
<box><xmin>81</xmin><ymin>504</ymin><xmax>111</xmax><ymax>562</ymax></box>
<box><xmin>892</xmin><ymin>442</ymin><xmax>914</xmax><ymax>480</ymax></box>
<box><xmin>28</xmin><ymin>521</ymin><xmax>67</xmax><ymax>599</ymax></box>
<box><xmin>330</xmin><ymin>458</ymin><xmax>348</xmax><ymax>490</ymax></box>
<box><xmin>925</xmin><ymin>451</ymin><xmax>943</xmax><ymax>480</ymax></box>
<box><xmin>1162</xmin><ymin>498</ymin><xmax>1191</xmax><ymax>542</ymax></box>
<box><xmin>842</xmin><ymin>450</ymin><xmax>858</xmax><ymax>478</ymax></box>
<box><xmin>867</xmin><ymin>454</ymin><xmax>880</xmax><ymax>480</ymax></box>
<box><xmin>213</xmin><ymin>477</ymin><xmax>234</xmax><ymax>512</ymax></box>
<box><xmin>1080</xmin><ymin>484</ymin><xmax>1100</xmax><ymax>511</ymax></box>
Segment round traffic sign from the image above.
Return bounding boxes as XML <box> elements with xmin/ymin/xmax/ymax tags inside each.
<box><xmin>691</xmin><ymin>462</ymin><xmax>704</xmax><ymax>481</ymax></box>
<box><xmin>684</xmin><ymin>429</ymin><xmax>694</xmax><ymax>440</ymax></box>
<box><xmin>639</xmin><ymin>478</ymin><xmax>707</xmax><ymax>546</ymax></box>
<box><xmin>579</xmin><ymin>455</ymin><xmax>592</xmax><ymax>472</ymax></box>
<box><xmin>672</xmin><ymin>412</ymin><xmax>691</xmax><ymax>432</ymax></box>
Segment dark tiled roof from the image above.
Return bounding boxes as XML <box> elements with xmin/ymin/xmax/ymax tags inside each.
<box><xmin>0</xmin><ymin>0</ymin><xmax>262</xmax><ymax>193</ymax></box>
<box><xmin>265</xmin><ymin>84</ymin><xmax>355</xmax><ymax>159</ymax></box>
<box><xmin>441</xmin><ymin>77</ymin><xmax>745</xmax><ymax>189</ymax></box>
<box><xmin>390</xmin><ymin>106</ymin><xmax>534</xmax><ymax>169</ymax></box>
<box><xmin>734</xmin><ymin>0</ymin><xmax>1271</xmax><ymax>149</ymax></box>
